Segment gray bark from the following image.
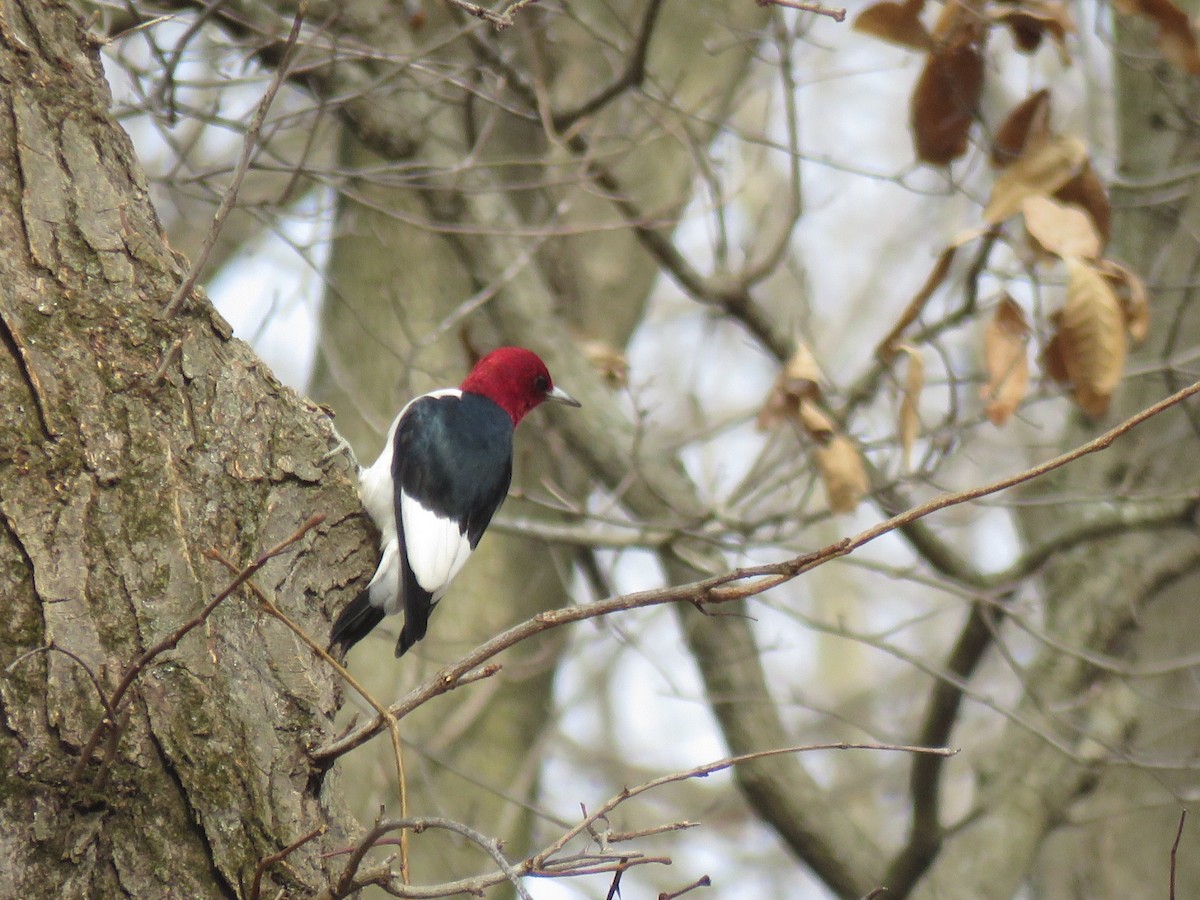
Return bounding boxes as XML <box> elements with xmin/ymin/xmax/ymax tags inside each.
<box><xmin>0</xmin><ymin>3</ymin><xmax>365</xmax><ymax>896</ymax></box>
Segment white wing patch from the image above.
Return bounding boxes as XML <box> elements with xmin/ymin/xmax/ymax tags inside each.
<box><xmin>366</xmin><ymin>540</ymin><xmax>402</xmax><ymax>614</ymax></box>
<box><xmin>401</xmin><ymin>493</ymin><xmax>474</xmax><ymax>597</ymax></box>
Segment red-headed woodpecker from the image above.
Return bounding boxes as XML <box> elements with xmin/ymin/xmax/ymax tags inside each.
<box><xmin>331</xmin><ymin>347</ymin><xmax>580</xmax><ymax>657</ymax></box>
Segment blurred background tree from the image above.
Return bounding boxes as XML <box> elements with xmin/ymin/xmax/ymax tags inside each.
<box><xmin>4</xmin><ymin>0</ymin><xmax>1200</xmax><ymax>896</ymax></box>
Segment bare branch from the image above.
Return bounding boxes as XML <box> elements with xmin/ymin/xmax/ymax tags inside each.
<box><xmin>330</xmin><ymin>816</ymin><xmax>532</xmax><ymax>899</ymax></box>
<box><xmin>531</xmin><ymin>742</ymin><xmax>957</xmax><ymax>871</ymax></box>
<box><xmin>551</xmin><ymin>0</ymin><xmax>666</xmax><ymax>130</ymax></box>
<box><xmin>326</xmin><ymin>743</ymin><xmax>950</xmax><ymax>897</ymax></box>
<box><xmin>250</xmin><ymin>826</ymin><xmax>327</xmax><ymax>900</ymax></box>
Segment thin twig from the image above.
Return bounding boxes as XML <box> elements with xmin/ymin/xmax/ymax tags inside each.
<box><xmin>660</xmin><ymin>875</ymin><xmax>712</xmax><ymax>900</ymax></box>
<box><xmin>551</xmin><ymin>0</ymin><xmax>664</xmax><ymax>129</ymax></box>
<box><xmin>333</xmin><ymin>816</ymin><xmax>533</xmax><ymax>899</ymax></box>
<box><xmin>327</xmin><ymin>744</ymin><xmax>944</xmax><ymax>896</ymax></box>
<box><xmin>756</xmin><ymin>0</ymin><xmax>846</xmax><ymax>22</ymax></box>
<box><xmin>1170</xmin><ymin>809</ymin><xmax>1187</xmax><ymax>900</ymax></box>
<box><xmin>7</xmin><ymin>643</ymin><xmax>126</xmax><ymax>786</ymax></box>
<box><xmin>531</xmin><ymin>742</ymin><xmax>956</xmax><ymax>871</ymax></box>
<box><xmin>250</xmin><ymin>826</ymin><xmax>326</xmax><ymax>900</ymax></box>
<box><xmin>164</xmin><ymin>1</ymin><xmax>307</xmax><ymax>318</ymax></box>
<box><xmin>6</xmin><ymin>642</ymin><xmax>115</xmax><ymax>721</ymax></box>
<box><xmin>332</xmin><ymin>807</ymin><xmax>391</xmax><ymax>899</ymax></box>
<box><xmin>604</xmin><ymin>867</ymin><xmax>624</xmax><ymax>900</ymax></box>
<box><xmin>607</xmin><ymin>821</ymin><xmax>697</xmax><ymax>843</ymax></box>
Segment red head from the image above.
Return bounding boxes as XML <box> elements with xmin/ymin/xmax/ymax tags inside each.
<box><xmin>460</xmin><ymin>347</ymin><xmax>581</xmax><ymax>425</ymax></box>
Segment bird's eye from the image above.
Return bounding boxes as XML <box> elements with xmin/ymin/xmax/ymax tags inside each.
<box><xmin>534</xmin><ymin>374</ymin><xmax>550</xmax><ymax>393</ymax></box>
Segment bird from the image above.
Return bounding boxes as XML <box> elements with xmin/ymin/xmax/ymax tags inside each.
<box><xmin>331</xmin><ymin>346</ymin><xmax>580</xmax><ymax>657</ymax></box>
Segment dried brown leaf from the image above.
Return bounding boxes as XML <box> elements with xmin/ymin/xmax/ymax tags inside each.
<box><xmin>1022</xmin><ymin>194</ymin><xmax>1102</xmax><ymax>260</ymax></box>
<box><xmin>757</xmin><ymin>344</ymin><xmax>826</xmax><ymax>430</ymax></box>
<box><xmin>981</xmin><ymin>295</ymin><xmax>1030</xmax><ymax>426</ymax></box>
<box><xmin>757</xmin><ymin>387</ymin><xmax>793</xmax><ymax>430</ymax></box>
<box><xmin>1054</xmin><ymin>162</ymin><xmax>1111</xmax><ymax>253</ymax></box>
<box><xmin>1095</xmin><ymin>258</ymin><xmax>1151</xmax><ymax>344</ymax></box>
<box><xmin>798</xmin><ymin>399</ymin><xmax>837</xmax><ymax>443</ymax></box>
<box><xmin>854</xmin><ymin>0</ymin><xmax>933</xmax><ymax>51</ymax></box>
<box><xmin>984</xmin><ymin>133</ymin><xmax>1088</xmax><ymax>224</ymax></box>
<box><xmin>930</xmin><ymin>0</ymin><xmax>971</xmax><ymax>39</ymax></box>
<box><xmin>815</xmin><ymin>434</ymin><xmax>869</xmax><ymax>514</ymax></box>
<box><xmin>898</xmin><ymin>346</ymin><xmax>924</xmax><ymax>469</ymax></box>
<box><xmin>991</xmin><ymin>89</ymin><xmax>1053</xmax><ymax>167</ymax></box>
<box><xmin>784</xmin><ymin>343</ymin><xmax>825</xmax><ymax>391</ymax></box>
<box><xmin>911</xmin><ymin>32</ymin><xmax>985</xmax><ymax>166</ymax></box>
<box><xmin>1041</xmin><ymin>323</ymin><xmax>1070</xmax><ymax>385</ymax></box>
<box><xmin>1056</xmin><ymin>257</ymin><xmax>1128</xmax><ymax>417</ymax></box>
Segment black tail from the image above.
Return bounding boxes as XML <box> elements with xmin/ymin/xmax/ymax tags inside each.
<box><xmin>394</xmin><ymin>615</ymin><xmax>427</xmax><ymax>657</ymax></box>
<box><xmin>330</xmin><ymin>591</ymin><xmax>386</xmax><ymax>652</ymax></box>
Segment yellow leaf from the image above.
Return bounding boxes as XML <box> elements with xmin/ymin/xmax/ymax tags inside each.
<box><xmin>1022</xmin><ymin>194</ymin><xmax>1102</xmax><ymax>260</ymax></box>
<box><xmin>898</xmin><ymin>346</ymin><xmax>924</xmax><ymax>470</ymax></box>
<box><xmin>980</xmin><ymin>295</ymin><xmax>1030</xmax><ymax>426</ymax></box>
<box><xmin>815</xmin><ymin>435</ymin><xmax>869</xmax><ymax>514</ymax></box>
<box><xmin>984</xmin><ymin>134</ymin><xmax>1088</xmax><ymax>225</ymax></box>
<box><xmin>1056</xmin><ymin>257</ymin><xmax>1127</xmax><ymax>417</ymax></box>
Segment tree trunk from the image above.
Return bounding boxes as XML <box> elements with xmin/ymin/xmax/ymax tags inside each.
<box><xmin>0</xmin><ymin>3</ymin><xmax>365</xmax><ymax>895</ymax></box>
<box><xmin>1024</xmin><ymin>8</ymin><xmax>1200</xmax><ymax>898</ymax></box>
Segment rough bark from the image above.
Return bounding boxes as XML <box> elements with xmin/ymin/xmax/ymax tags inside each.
<box><xmin>0</xmin><ymin>3</ymin><xmax>365</xmax><ymax>896</ymax></box>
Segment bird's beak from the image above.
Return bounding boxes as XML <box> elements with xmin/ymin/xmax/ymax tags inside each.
<box><xmin>546</xmin><ymin>385</ymin><xmax>581</xmax><ymax>407</ymax></box>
